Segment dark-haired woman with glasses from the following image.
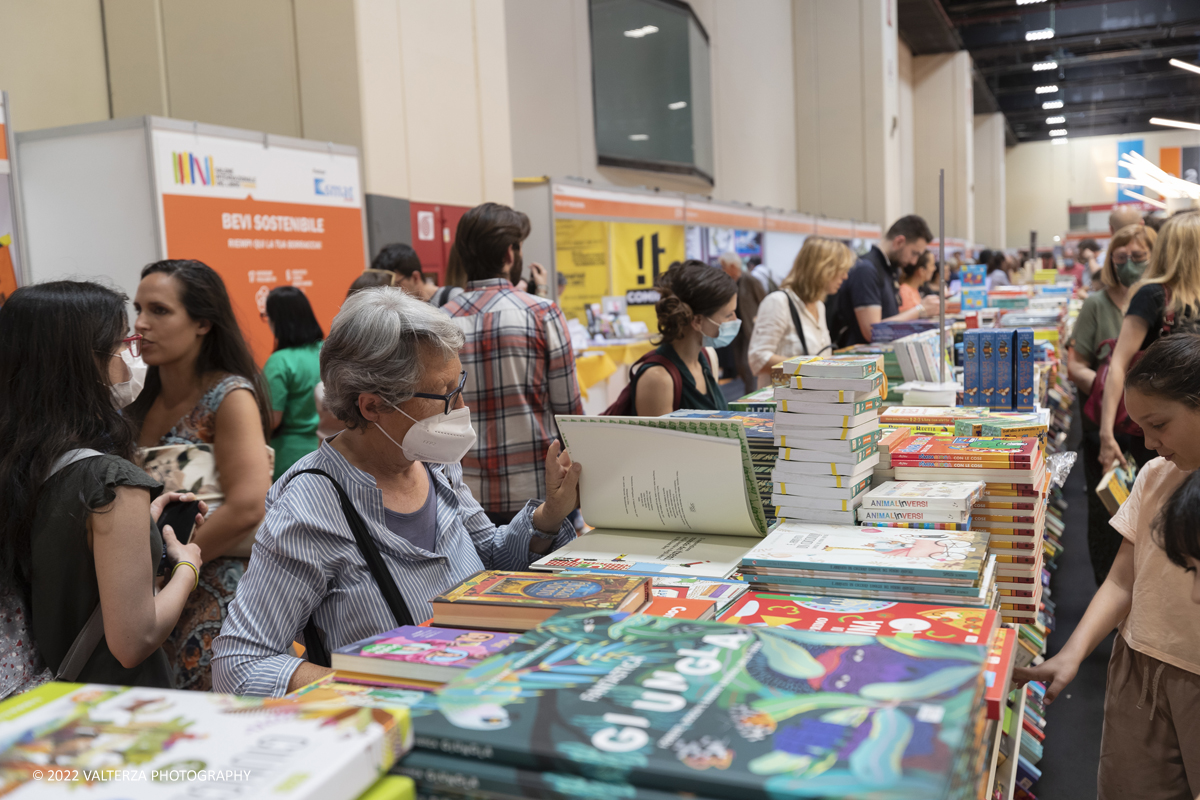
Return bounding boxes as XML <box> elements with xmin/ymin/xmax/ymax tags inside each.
<box><xmin>0</xmin><ymin>281</ymin><xmax>206</xmax><ymax>693</ymax></box>
<box><xmin>130</xmin><ymin>259</ymin><xmax>273</xmax><ymax>690</ymax></box>
<box><xmin>262</xmin><ymin>286</ymin><xmax>324</xmax><ymax>480</ymax></box>
<box><xmin>213</xmin><ymin>288</ymin><xmax>581</xmax><ymax>696</ymax></box>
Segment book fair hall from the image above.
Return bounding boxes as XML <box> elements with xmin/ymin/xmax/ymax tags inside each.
<box><xmin>6</xmin><ymin>1</ymin><xmax>1200</xmax><ymax>799</ymax></box>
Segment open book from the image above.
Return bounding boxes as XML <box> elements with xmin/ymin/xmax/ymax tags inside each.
<box><xmin>534</xmin><ymin>415</ymin><xmax>768</xmax><ymax>578</ymax></box>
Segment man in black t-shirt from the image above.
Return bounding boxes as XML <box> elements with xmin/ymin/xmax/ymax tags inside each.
<box><xmin>830</xmin><ymin>215</ymin><xmax>941</xmax><ymax>346</ymax></box>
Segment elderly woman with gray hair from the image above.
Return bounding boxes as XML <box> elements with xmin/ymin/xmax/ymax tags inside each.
<box><xmin>212</xmin><ymin>288</ymin><xmax>581</xmax><ymax>696</ymax></box>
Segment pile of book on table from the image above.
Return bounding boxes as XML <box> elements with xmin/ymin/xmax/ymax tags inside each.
<box><xmin>738</xmin><ymin>520</ymin><xmax>996</xmax><ymax>607</ymax></box>
<box><xmin>769</xmin><ymin>355</ymin><xmax>885</xmax><ymax>523</ymax></box>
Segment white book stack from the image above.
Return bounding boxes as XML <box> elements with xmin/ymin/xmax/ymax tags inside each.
<box><xmin>770</xmin><ymin>355</ymin><xmax>886</xmax><ymax>524</ymax></box>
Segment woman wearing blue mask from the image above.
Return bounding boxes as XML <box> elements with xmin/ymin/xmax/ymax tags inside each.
<box><xmin>634</xmin><ymin>260</ymin><xmax>739</xmax><ymax>416</ymax></box>
<box><xmin>212</xmin><ymin>288</ymin><xmax>580</xmax><ymax>696</ymax></box>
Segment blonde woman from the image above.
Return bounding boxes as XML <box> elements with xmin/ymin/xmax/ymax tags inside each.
<box><xmin>747</xmin><ymin>237</ymin><xmax>854</xmax><ymax>387</ymax></box>
<box><xmin>1099</xmin><ymin>211</ymin><xmax>1200</xmax><ymax>471</ymax></box>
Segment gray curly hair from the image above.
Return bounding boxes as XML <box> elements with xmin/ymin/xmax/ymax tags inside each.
<box><xmin>320</xmin><ymin>287</ymin><xmax>465</xmax><ymax>429</ymax></box>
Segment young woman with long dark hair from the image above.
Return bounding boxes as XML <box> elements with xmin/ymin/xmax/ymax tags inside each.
<box><xmin>262</xmin><ymin>286</ymin><xmax>324</xmax><ymax>479</ymax></box>
<box><xmin>130</xmin><ymin>259</ymin><xmax>272</xmax><ymax>690</ymax></box>
<box><xmin>0</xmin><ymin>281</ymin><xmax>204</xmax><ymax>692</ymax></box>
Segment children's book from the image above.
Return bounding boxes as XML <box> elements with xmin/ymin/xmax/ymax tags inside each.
<box><xmin>787</xmin><ymin>373</ymin><xmax>884</xmax><ymax>392</ymax></box>
<box><xmin>772</xmin><ymin>475</ymin><xmax>872</xmax><ymax>500</ymax></box>
<box><xmin>639</xmin><ymin>596</ymin><xmax>717</xmax><ymax>620</ymax></box>
<box><xmin>881</xmin><ymin>407</ymin><xmax>989</xmax><ymax>426</ymax></box>
<box><xmin>776</xmin><ymin>446</ymin><xmax>879</xmax><ymax>466</ymax></box>
<box><xmin>717</xmin><ymin>592</ymin><xmax>999</xmax><ymax>645</ymax></box>
<box><xmin>0</xmin><ymin>682</ymin><xmax>410</xmax><ymax>799</ymax></box>
<box><xmin>775</xmin><ymin>396</ymin><xmax>883</xmax><ymax>416</ymax></box>
<box><xmin>775</xmin><ymin>423</ymin><xmax>880</xmax><ymax>446</ymax></box>
<box><xmin>530</xmin><ymin>530</ymin><xmax>758</xmax><ymax>580</ymax></box>
<box><xmin>1096</xmin><ymin>455</ymin><xmax>1137</xmax><ymax>515</ymax></box>
<box><xmin>555</xmin><ymin>415</ymin><xmax>768</xmax><ymax>538</ymax></box>
<box><xmin>889</xmin><ymin>437</ymin><xmax>1040</xmax><ymax>467</ymax></box>
<box><xmin>769</xmin><ymin>493</ymin><xmax>867</xmax><ymax>513</ymax></box>
<box><xmin>772</xmin><ymin>386</ymin><xmax>881</xmax><ymax>404</ymax></box>
<box><xmin>291</xmin><ymin>673</ymin><xmax>428</xmax><ymax>709</ymax></box>
<box><xmin>983</xmin><ymin>627</ymin><xmax>1017</xmax><ymax>720</ymax></box>
<box><xmin>331</xmin><ymin>626</ymin><xmax>520</xmax><ymax>684</ymax></box>
<box><xmin>860</xmin><ymin>480</ymin><xmax>986</xmax><ymax>510</ymax></box>
<box><xmin>857</xmin><ymin>507</ymin><xmax>971</xmax><ymax>524</ymax></box>
<box><xmin>741</xmin><ymin>522</ymin><xmax>991</xmax><ymax>580</ymax></box>
<box><xmin>773</xmin><ymin>409</ymin><xmax>879</xmax><ymax>430</ymax></box>
<box><xmin>777</xmin><ymin>354</ymin><xmax>883</xmax><ymax>378</ymax></box>
<box><xmin>431</xmin><ymin>572</ymin><xmax>651</xmax><ymax>631</ymax></box>
<box><xmin>411</xmin><ymin>611</ymin><xmax>989</xmax><ymax>800</ymax></box>
<box><xmin>557</xmin><ymin>571</ymin><xmax>749</xmax><ymax>613</ymax></box>
<box><xmin>773</xmin><ymin>507</ymin><xmax>859</xmax><ymax>525</ymax></box>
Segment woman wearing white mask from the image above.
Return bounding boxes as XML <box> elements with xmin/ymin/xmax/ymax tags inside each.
<box><xmin>0</xmin><ymin>281</ymin><xmax>204</xmax><ymax>692</ymax></box>
<box><xmin>633</xmin><ymin>260</ymin><xmax>739</xmax><ymax>416</ymax></box>
<box><xmin>212</xmin><ymin>288</ymin><xmax>581</xmax><ymax>697</ymax></box>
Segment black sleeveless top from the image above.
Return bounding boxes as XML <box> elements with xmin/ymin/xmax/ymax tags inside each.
<box><xmin>29</xmin><ymin>454</ymin><xmax>173</xmax><ymax>687</ymax></box>
<box><xmin>634</xmin><ymin>344</ymin><xmax>729</xmax><ymax>414</ymax></box>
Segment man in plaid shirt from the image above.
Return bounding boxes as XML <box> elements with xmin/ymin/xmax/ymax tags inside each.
<box><xmin>444</xmin><ymin>203</ymin><xmax>583</xmax><ymax>524</ymax></box>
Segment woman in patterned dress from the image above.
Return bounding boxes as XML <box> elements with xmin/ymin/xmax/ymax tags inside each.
<box><xmin>128</xmin><ymin>260</ymin><xmax>273</xmax><ymax>690</ymax></box>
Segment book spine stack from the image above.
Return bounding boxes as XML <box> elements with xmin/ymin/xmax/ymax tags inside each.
<box><xmin>771</xmin><ymin>364</ymin><xmax>882</xmax><ymax>524</ymax></box>
<box><xmin>963</xmin><ymin>328</ymin><xmax>1036</xmax><ymax>411</ymax></box>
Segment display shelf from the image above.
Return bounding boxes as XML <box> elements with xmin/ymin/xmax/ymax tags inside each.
<box><xmin>994</xmin><ymin>685</ymin><xmax>1028</xmax><ymax>800</ymax></box>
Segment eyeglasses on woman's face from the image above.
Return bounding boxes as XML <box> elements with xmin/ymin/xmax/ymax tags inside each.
<box><xmin>412</xmin><ymin>370</ymin><xmax>468</xmax><ymax>415</ymax></box>
<box><xmin>121</xmin><ymin>334</ymin><xmax>143</xmax><ymax>358</ymax></box>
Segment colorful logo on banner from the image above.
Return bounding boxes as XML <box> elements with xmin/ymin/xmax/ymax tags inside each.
<box><xmin>611</xmin><ymin>222</ymin><xmax>685</xmax><ymax>327</ymax></box>
<box><xmin>314</xmin><ymin>177</ymin><xmax>354</xmax><ymax>201</ymax></box>
<box><xmin>173</xmin><ymin>152</ymin><xmax>214</xmax><ymax>185</ymax></box>
<box><xmin>1116</xmin><ymin>140</ymin><xmax>1144</xmax><ymax>203</ymax></box>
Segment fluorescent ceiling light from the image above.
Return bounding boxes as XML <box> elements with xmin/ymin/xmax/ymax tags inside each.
<box><xmin>1051</xmin><ymin>138</ymin><xmax>1068</xmax><ymax>145</ymax></box>
<box><xmin>1105</xmin><ymin>177</ymin><xmax>1144</xmax><ymax>186</ymax></box>
<box><xmin>1033</xmin><ymin>61</ymin><xmax>1058</xmax><ymax>71</ymax></box>
<box><xmin>1046</xmin><ymin>115</ymin><xmax>1065</xmax><ymax>124</ymax></box>
<box><xmin>1121</xmin><ymin>190</ymin><xmax>1168</xmax><ymax>209</ymax></box>
<box><xmin>1043</xmin><ymin>100</ymin><xmax>1064</xmax><ymax>109</ymax></box>
<box><xmin>1035</xmin><ymin>85</ymin><xmax>1059</xmax><ymax>94</ymax></box>
<box><xmin>1169</xmin><ymin>58</ymin><xmax>1200</xmax><ymax>76</ymax></box>
<box><xmin>623</xmin><ymin>25</ymin><xmax>659</xmax><ymax>38</ymax></box>
<box><xmin>1150</xmin><ymin>117</ymin><xmax>1200</xmax><ymax>132</ymax></box>
<box><xmin>667</xmin><ymin>101</ymin><xmax>688</xmax><ymax>110</ymax></box>
<box><xmin>628</xmin><ymin>133</ymin><xmax>649</xmax><ymax>141</ymax></box>
<box><xmin>1049</xmin><ymin>129</ymin><xmax>1068</xmax><ymax>137</ymax></box>
<box><xmin>1017</xmin><ymin>0</ymin><xmax>1048</xmax><ymax>5</ymax></box>
<box><xmin>1025</xmin><ymin>28</ymin><xmax>1055</xmax><ymax>41</ymax></box>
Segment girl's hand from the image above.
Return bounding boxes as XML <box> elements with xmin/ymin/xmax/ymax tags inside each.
<box><xmin>532</xmin><ymin>440</ymin><xmax>582</xmax><ymax>532</ymax></box>
<box><xmin>149</xmin><ymin>492</ymin><xmax>209</xmax><ymax>529</ymax></box>
<box><xmin>1098</xmin><ymin>433</ymin><xmax>1124</xmax><ymax>471</ymax></box>
<box><xmin>1013</xmin><ymin>653</ymin><xmax>1080</xmax><ymax>704</ymax></box>
<box><xmin>161</xmin><ymin>523</ymin><xmax>203</xmax><ymax>584</ymax></box>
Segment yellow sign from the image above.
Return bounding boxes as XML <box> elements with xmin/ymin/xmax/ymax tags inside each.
<box><xmin>554</xmin><ymin>219</ymin><xmax>610</xmax><ymax>323</ymax></box>
<box><xmin>610</xmin><ymin>222</ymin><xmax>685</xmax><ymax>328</ymax></box>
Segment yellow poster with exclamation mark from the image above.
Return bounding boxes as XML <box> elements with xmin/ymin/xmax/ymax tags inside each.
<box><xmin>610</xmin><ymin>222</ymin><xmax>686</xmax><ymax>328</ymax></box>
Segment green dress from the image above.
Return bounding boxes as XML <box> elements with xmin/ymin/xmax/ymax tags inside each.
<box><xmin>263</xmin><ymin>340</ymin><xmax>323</xmax><ymax>479</ymax></box>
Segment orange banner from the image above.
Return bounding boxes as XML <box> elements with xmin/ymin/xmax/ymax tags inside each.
<box><xmin>1161</xmin><ymin>146</ymin><xmax>1182</xmax><ymax>179</ymax></box>
<box><xmin>161</xmin><ymin>194</ymin><xmax>365</xmax><ymax>364</ymax></box>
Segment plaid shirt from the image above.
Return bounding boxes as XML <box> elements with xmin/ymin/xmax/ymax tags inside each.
<box><xmin>445</xmin><ymin>279</ymin><xmax>583</xmax><ymax>513</ymax></box>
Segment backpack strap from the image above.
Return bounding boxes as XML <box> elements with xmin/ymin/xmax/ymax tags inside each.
<box><xmin>784</xmin><ymin>294</ymin><xmax>811</xmax><ymax>357</ymax></box>
<box><xmin>290</xmin><ymin>468</ymin><xmax>415</xmax><ymax>668</ymax></box>
<box><xmin>631</xmin><ymin>353</ymin><xmax>684</xmax><ymax>411</ymax></box>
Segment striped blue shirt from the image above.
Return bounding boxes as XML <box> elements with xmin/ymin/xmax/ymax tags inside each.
<box><xmin>211</xmin><ymin>438</ymin><xmax>575</xmax><ymax>697</ymax></box>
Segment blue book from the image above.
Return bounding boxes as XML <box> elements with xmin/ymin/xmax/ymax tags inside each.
<box><xmin>994</xmin><ymin>330</ymin><xmax>1014</xmax><ymax>410</ymax></box>
<box><xmin>746</xmin><ymin>573</ymin><xmax>988</xmax><ymax>598</ymax></box>
<box><xmin>979</xmin><ymin>330</ymin><xmax>997</xmax><ymax>408</ymax></box>
<box><xmin>963</xmin><ymin>329</ymin><xmax>981</xmax><ymax>407</ymax></box>
<box><xmin>1015</xmin><ymin>328</ymin><xmax>1036</xmax><ymax>411</ymax></box>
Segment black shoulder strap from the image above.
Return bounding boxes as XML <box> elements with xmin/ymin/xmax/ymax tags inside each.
<box><xmin>784</xmin><ymin>294</ymin><xmax>810</xmax><ymax>356</ymax></box>
<box><xmin>292</xmin><ymin>468</ymin><xmax>415</xmax><ymax>668</ymax></box>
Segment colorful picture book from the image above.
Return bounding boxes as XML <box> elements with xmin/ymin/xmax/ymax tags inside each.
<box><xmin>331</xmin><ymin>626</ymin><xmax>520</xmax><ymax>684</ymax></box>
<box><xmin>717</xmin><ymin>592</ymin><xmax>999</xmax><ymax>645</ymax></box>
<box><xmin>557</xmin><ymin>571</ymin><xmax>749</xmax><ymax>613</ymax></box>
<box><xmin>1096</xmin><ymin>455</ymin><xmax>1137</xmax><ymax>515</ymax></box>
<box><xmin>890</xmin><ymin>437</ymin><xmax>1040</xmax><ymax>467</ymax></box>
<box><xmin>430</xmin><ymin>572</ymin><xmax>651</xmax><ymax>631</ymax></box>
<box><xmin>861</xmin><ymin>480</ymin><xmax>986</xmax><ymax>510</ymax></box>
<box><xmin>881</xmin><ymin>407</ymin><xmax>989</xmax><ymax>426</ymax></box>
<box><xmin>530</xmin><ymin>530</ymin><xmax>758</xmax><ymax>580</ymax></box>
<box><xmin>639</xmin><ymin>596</ymin><xmax>717</xmax><ymax>620</ymax></box>
<box><xmin>0</xmin><ymin>682</ymin><xmax>410</xmax><ymax>799</ymax></box>
<box><xmin>411</xmin><ymin>611</ymin><xmax>989</xmax><ymax>800</ymax></box>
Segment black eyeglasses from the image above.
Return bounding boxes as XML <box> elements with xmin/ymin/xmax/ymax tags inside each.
<box><xmin>413</xmin><ymin>371</ymin><xmax>468</xmax><ymax>415</ymax></box>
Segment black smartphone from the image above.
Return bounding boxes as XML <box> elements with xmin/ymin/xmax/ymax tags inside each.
<box><xmin>157</xmin><ymin>499</ymin><xmax>202</xmax><ymax>545</ymax></box>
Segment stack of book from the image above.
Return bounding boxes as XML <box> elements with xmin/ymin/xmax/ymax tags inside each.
<box><xmin>330</xmin><ymin>624</ymin><xmax>521</xmax><ymax>689</ymax></box>
<box><xmin>738</xmin><ymin>521</ymin><xmax>996</xmax><ymax>606</ymax></box>
<box><xmin>870</xmin><ymin>318</ymin><xmax>939</xmax><ymax>342</ymax></box>
<box><xmin>856</xmin><ymin>480</ymin><xmax>985</xmax><ymax>531</ymax></box>
<box><xmin>891</xmin><ymin>435</ymin><xmax>1049</xmax><ymax>626</ymax></box>
<box><xmin>770</xmin><ymin>355</ymin><xmax>884</xmax><ymax>523</ymax></box>
<box><xmin>558</xmin><ymin>571</ymin><xmax>749</xmax><ymax>615</ymax></box>
<box><xmin>873</xmin><ymin>427</ymin><xmax>910</xmax><ymax>484</ymax></box>
<box><xmin>405</xmin><ymin>610</ymin><xmax>994</xmax><ymax>800</ymax></box>
<box><xmin>727</xmin><ymin>385</ymin><xmax>775</xmax><ymax>412</ymax></box>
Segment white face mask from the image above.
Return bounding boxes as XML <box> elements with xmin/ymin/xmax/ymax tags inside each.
<box><xmin>111</xmin><ymin>349</ymin><xmax>147</xmax><ymax>409</ymax></box>
<box><xmin>376</xmin><ymin>404</ymin><xmax>477</xmax><ymax>464</ymax></box>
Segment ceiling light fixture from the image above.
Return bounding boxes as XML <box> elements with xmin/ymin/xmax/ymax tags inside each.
<box><xmin>1032</xmin><ymin>61</ymin><xmax>1058</xmax><ymax>71</ymax></box>
<box><xmin>1017</xmin><ymin>0</ymin><xmax>1048</xmax><ymax>5</ymax></box>
<box><xmin>1169</xmin><ymin>58</ymin><xmax>1200</xmax><ymax>76</ymax></box>
<box><xmin>667</xmin><ymin>101</ymin><xmax>688</xmax><ymax>110</ymax></box>
<box><xmin>1046</xmin><ymin>115</ymin><xmax>1065</xmax><ymax>124</ymax></box>
<box><xmin>1042</xmin><ymin>100</ymin><xmax>1064</xmax><ymax>109</ymax></box>
<box><xmin>628</xmin><ymin>134</ymin><xmax>649</xmax><ymax>141</ymax></box>
<box><xmin>1025</xmin><ymin>28</ymin><xmax>1055</xmax><ymax>41</ymax></box>
<box><xmin>1049</xmin><ymin>129</ymin><xmax>1068</xmax><ymax>137</ymax></box>
<box><xmin>623</xmin><ymin>25</ymin><xmax>659</xmax><ymax>38</ymax></box>
<box><xmin>1108</xmin><ymin>150</ymin><xmax>1200</xmax><ymax>204</ymax></box>
<box><xmin>1035</xmin><ymin>85</ymin><xmax>1059</xmax><ymax>94</ymax></box>
<box><xmin>1150</xmin><ymin>117</ymin><xmax>1200</xmax><ymax>132</ymax></box>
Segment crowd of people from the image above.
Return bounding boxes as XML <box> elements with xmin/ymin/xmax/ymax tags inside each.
<box><xmin>2</xmin><ymin>195</ymin><xmax>1200</xmax><ymax>793</ymax></box>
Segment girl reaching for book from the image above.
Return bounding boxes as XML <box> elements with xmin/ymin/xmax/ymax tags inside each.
<box><xmin>1015</xmin><ymin>333</ymin><xmax>1200</xmax><ymax>799</ymax></box>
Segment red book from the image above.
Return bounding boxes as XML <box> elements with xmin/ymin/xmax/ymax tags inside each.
<box><xmin>1022</xmin><ymin>715</ymin><xmax>1047</xmax><ymax>742</ymax></box>
<box><xmin>984</xmin><ymin>627</ymin><xmax>1017</xmax><ymax>720</ymax></box>
<box><xmin>891</xmin><ymin>436</ymin><xmax>1041</xmax><ymax>466</ymax></box>
<box><xmin>640</xmin><ymin>596</ymin><xmax>717</xmax><ymax>620</ymax></box>
<box><xmin>717</xmin><ymin>592</ymin><xmax>998</xmax><ymax>645</ymax></box>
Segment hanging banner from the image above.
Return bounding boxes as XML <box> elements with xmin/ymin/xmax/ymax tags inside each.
<box><xmin>611</xmin><ymin>222</ymin><xmax>685</xmax><ymax>328</ymax></box>
<box><xmin>152</xmin><ymin>129</ymin><xmax>365</xmax><ymax>364</ymax></box>
<box><xmin>554</xmin><ymin>218</ymin><xmax>610</xmax><ymax>324</ymax></box>
<box><xmin>0</xmin><ymin>92</ymin><xmax>20</xmax><ymax>304</ymax></box>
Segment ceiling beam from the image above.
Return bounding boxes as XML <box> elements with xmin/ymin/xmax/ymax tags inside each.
<box><xmin>990</xmin><ymin>67</ymin><xmax>1196</xmax><ymax>96</ymax></box>
<box><xmin>967</xmin><ymin>22</ymin><xmax>1200</xmax><ymax>62</ymax></box>
<box><xmin>977</xmin><ymin>42</ymin><xmax>1200</xmax><ymax>77</ymax></box>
